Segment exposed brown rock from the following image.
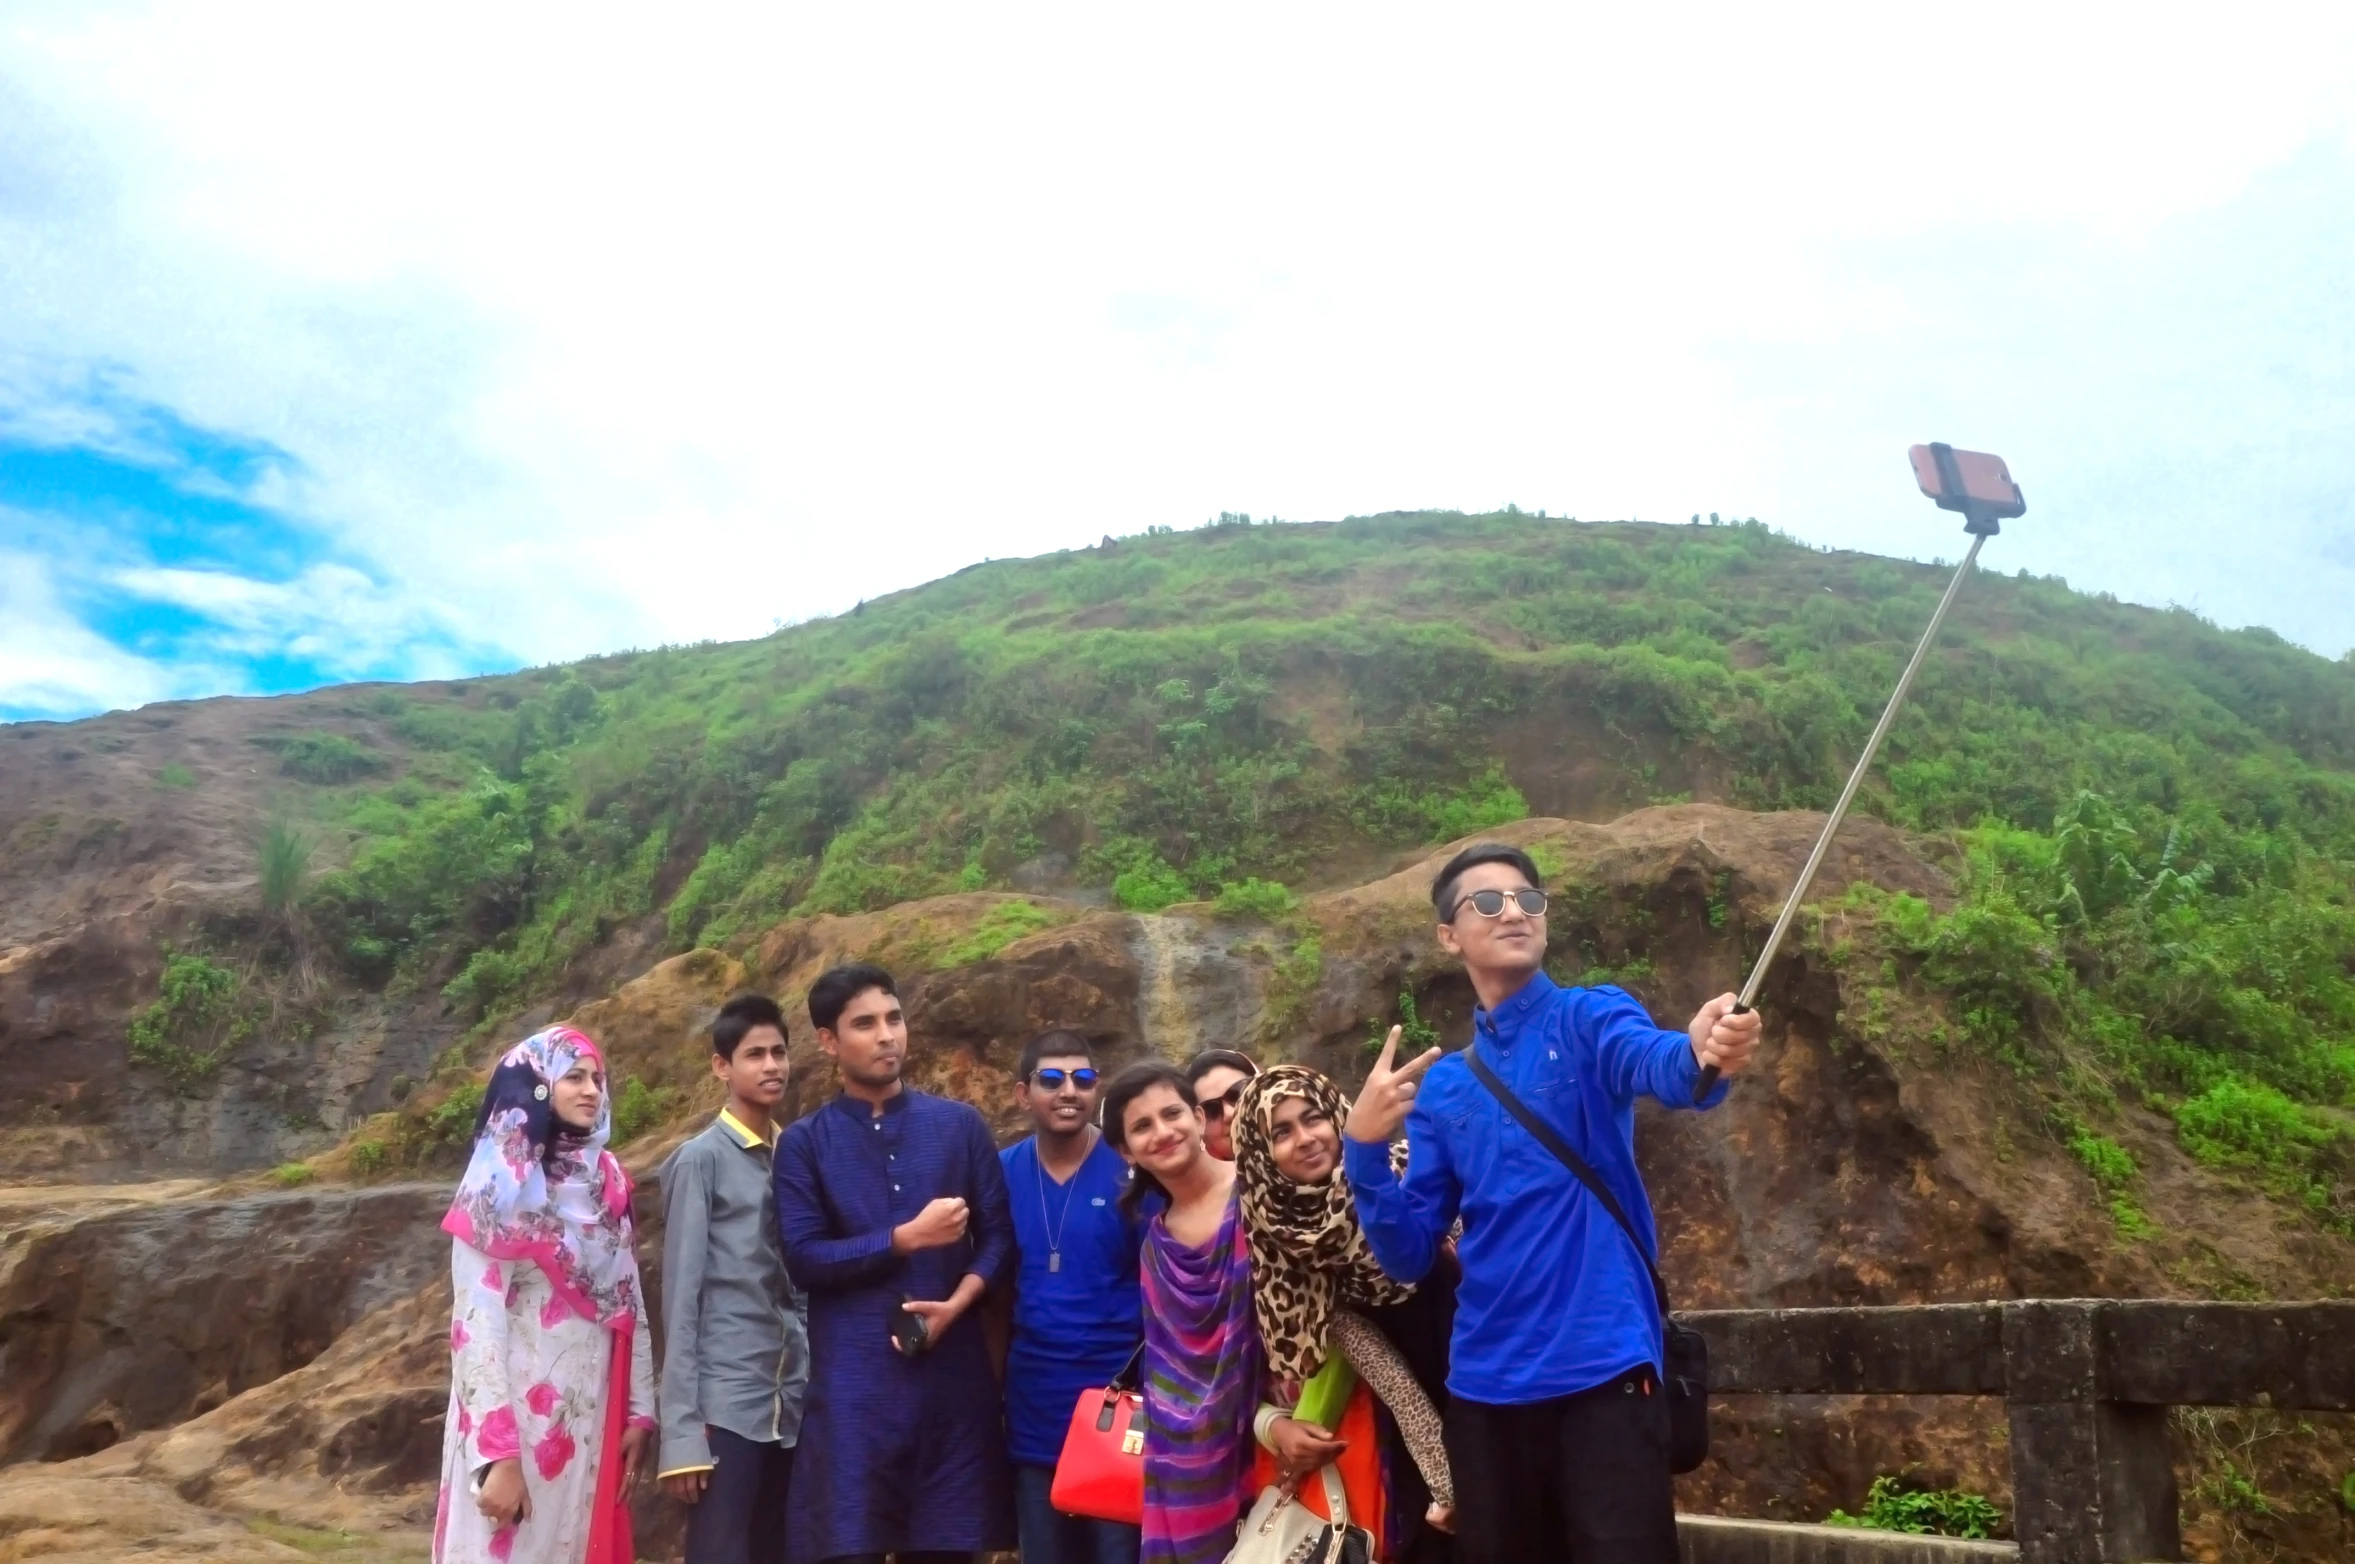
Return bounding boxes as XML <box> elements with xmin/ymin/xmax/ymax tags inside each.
<box><xmin>0</xmin><ymin>1182</ymin><xmax>448</xmax><ymax>1466</ymax></box>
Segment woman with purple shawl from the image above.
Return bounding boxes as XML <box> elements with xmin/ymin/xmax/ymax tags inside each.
<box><xmin>1104</xmin><ymin>1060</ymin><xmax>1256</xmax><ymax>1564</ymax></box>
<box><xmin>1106</xmin><ymin>1061</ymin><xmax>1362</xmax><ymax>1564</ymax></box>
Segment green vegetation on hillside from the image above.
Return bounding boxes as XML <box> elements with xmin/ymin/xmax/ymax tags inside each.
<box><xmin>127</xmin><ymin>950</ymin><xmax>256</xmax><ymax>1087</ymax></box>
<box><xmin>1832</xmin><ymin>789</ymin><xmax>2351</xmax><ymax>1234</ymax></box>
<box><xmin>214</xmin><ymin>511</ymin><xmax>2350</xmax><ymax>1224</ymax></box>
<box><xmin>254</xmin><ymin>730</ymin><xmax>387</xmax><ymax>784</ymax></box>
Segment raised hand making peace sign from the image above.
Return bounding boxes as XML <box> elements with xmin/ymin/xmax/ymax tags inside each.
<box><xmin>1344</xmin><ymin>1025</ymin><xmax>1444</xmax><ymax>1145</ymax></box>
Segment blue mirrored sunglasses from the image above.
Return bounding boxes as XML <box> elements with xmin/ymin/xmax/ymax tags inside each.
<box><xmin>1032</xmin><ymin>1067</ymin><xmax>1099</xmax><ymax>1090</ymax></box>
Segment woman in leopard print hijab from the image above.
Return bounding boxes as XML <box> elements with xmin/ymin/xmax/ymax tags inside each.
<box><xmin>1233</xmin><ymin>1065</ymin><xmax>1456</xmax><ymax>1536</ymax></box>
<box><xmin>1232</xmin><ymin>1065</ymin><xmax>1413</xmax><ymax>1384</ymax></box>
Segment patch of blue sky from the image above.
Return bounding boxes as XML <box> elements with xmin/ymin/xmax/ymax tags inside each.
<box><xmin>0</xmin><ymin>442</ymin><xmax>314</xmax><ymax>577</ymax></box>
<box><xmin>0</xmin><ymin>374</ymin><xmax>513</xmax><ymax>723</ymax></box>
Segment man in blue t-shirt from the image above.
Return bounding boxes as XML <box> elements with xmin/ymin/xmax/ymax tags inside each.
<box><xmin>1000</xmin><ymin>1029</ymin><xmax>1143</xmax><ymax>1564</ymax></box>
<box><xmin>1346</xmin><ymin>841</ymin><xmax>1762</xmax><ymax>1564</ymax></box>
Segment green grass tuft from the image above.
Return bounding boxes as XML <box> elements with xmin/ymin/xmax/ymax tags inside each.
<box><xmin>1213</xmin><ymin>878</ymin><xmax>1297</xmax><ymax>921</ymax></box>
<box><xmin>942</xmin><ymin>900</ymin><xmax>1060</xmax><ymax>965</ymax></box>
<box><xmin>1824</xmin><ymin>1472</ymin><xmax>2002</xmax><ymax>1539</ymax></box>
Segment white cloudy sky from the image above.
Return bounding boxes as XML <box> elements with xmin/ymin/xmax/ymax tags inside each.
<box><xmin>3</xmin><ymin>3</ymin><xmax>2353</xmax><ymax>720</ymax></box>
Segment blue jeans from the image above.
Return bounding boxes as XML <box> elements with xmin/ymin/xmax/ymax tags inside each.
<box><xmin>1013</xmin><ymin>1463</ymin><xmax>1140</xmax><ymax>1564</ymax></box>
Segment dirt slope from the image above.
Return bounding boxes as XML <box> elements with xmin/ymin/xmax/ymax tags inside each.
<box><xmin>0</xmin><ymin>684</ymin><xmax>480</xmax><ymax>1179</ymax></box>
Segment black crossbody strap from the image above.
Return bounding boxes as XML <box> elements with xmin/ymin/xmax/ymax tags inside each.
<box><xmin>1463</xmin><ymin>1042</ymin><xmax>1671</xmax><ymax>1318</ymax></box>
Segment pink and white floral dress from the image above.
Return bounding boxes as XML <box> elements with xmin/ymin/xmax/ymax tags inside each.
<box><xmin>434</xmin><ymin>1237</ymin><xmax>655</xmax><ymax>1564</ymax></box>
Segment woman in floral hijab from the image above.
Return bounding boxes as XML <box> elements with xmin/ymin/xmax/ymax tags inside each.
<box><xmin>433</xmin><ymin>1026</ymin><xmax>655</xmax><ymax>1564</ymax></box>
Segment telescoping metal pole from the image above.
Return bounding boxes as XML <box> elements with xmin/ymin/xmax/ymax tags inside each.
<box><xmin>1693</xmin><ymin>444</ymin><xmax>2024</xmax><ymax>1103</ymax></box>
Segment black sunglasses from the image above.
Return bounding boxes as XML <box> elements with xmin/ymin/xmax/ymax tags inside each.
<box><xmin>1449</xmin><ymin>886</ymin><xmax>1549</xmax><ymax>921</ymax></box>
<box><xmin>1197</xmin><ymin>1081</ymin><xmax>1247</xmax><ymax>1121</ymax></box>
<box><xmin>1032</xmin><ymin>1067</ymin><xmax>1099</xmax><ymax>1090</ymax></box>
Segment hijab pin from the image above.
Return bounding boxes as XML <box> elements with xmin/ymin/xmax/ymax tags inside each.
<box><xmin>534</xmin><ymin>1084</ymin><xmax>549</xmax><ymax>1100</ymax></box>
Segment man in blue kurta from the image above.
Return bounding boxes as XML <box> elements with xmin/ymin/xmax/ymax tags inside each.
<box><xmin>1344</xmin><ymin>842</ymin><xmax>1762</xmax><ymax>1564</ymax></box>
<box><xmin>776</xmin><ymin>962</ymin><xmax>1016</xmax><ymax>1564</ymax></box>
<box><xmin>998</xmin><ymin>1029</ymin><xmax>1142</xmax><ymax>1564</ymax></box>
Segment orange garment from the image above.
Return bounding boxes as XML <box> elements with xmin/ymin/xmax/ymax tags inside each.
<box><xmin>1248</xmin><ymin>1381</ymin><xmax>1387</xmax><ymax>1546</ymax></box>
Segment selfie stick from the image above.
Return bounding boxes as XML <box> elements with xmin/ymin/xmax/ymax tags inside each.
<box><xmin>1693</xmin><ymin>444</ymin><xmax>2025</xmax><ymax>1103</ymax></box>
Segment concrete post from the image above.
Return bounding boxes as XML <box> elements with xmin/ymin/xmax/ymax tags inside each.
<box><xmin>2003</xmin><ymin>1301</ymin><xmax>2180</xmax><ymax>1562</ymax></box>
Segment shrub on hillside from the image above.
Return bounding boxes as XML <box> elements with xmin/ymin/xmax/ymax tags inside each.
<box><xmin>1825</xmin><ymin>1472</ymin><xmax>2001</xmax><ymax>1539</ymax></box>
<box><xmin>262</xmin><ymin>731</ymin><xmax>385</xmax><ymax>784</ymax></box>
<box><xmin>1347</xmin><ymin>768</ymin><xmax>1527</xmax><ymax>847</ymax></box>
<box><xmin>127</xmin><ymin>951</ymin><xmax>253</xmax><ymax>1089</ymax></box>
<box><xmin>611</xmin><ymin>1078</ymin><xmax>676</xmax><ymax>1144</ymax></box>
<box><xmin>1213</xmin><ymin>878</ymin><xmax>1296</xmax><ymax>921</ymax></box>
<box><xmin>425</xmin><ymin>1080</ymin><xmax>489</xmax><ymax>1148</ymax></box>
<box><xmin>1114</xmin><ymin>859</ymin><xmax>1190</xmax><ymax>912</ymax></box>
<box><xmin>442</xmin><ymin>948</ymin><xmax>526</xmax><ymax>1019</ymax></box>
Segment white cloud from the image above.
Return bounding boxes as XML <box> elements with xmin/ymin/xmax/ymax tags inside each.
<box><xmin>2</xmin><ymin>0</ymin><xmax>2353</xmax><ymax>693</ymax></box>
<box><xmin>113</xmin><ymin>563</ymin><xmax>323</xmax><ymax>620</ymax></box>
<box><xmin>0</xmin><ymin>548</ymin><xmax>176</xmax><ymax>717</ymax></box>
<box><xmin>108</xmin><ymin>559</ymin><xmax>482</xmax><ymax>680</ymax></box>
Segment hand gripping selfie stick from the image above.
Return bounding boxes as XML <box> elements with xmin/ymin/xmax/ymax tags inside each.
<box><xmin>1692</xmin><ymin>444</ymin><xmax>2026</xmax><ymax>1103</ymax></box>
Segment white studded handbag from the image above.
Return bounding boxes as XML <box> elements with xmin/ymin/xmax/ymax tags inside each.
<box><xmin>1221</xmin><ymin>1463</ymin><xmax>1373</xmax><ymax>1564</ymax></box>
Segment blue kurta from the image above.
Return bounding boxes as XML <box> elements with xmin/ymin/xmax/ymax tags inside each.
<box><xmin>776</xmin><ymin>1088</ymin><xmax>1016</xmax><ymax>1558</ymax></box>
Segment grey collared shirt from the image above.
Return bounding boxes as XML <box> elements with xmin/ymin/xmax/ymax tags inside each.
<box><xmin>658</xmin><ymin>1112</ymin><xmax>810</xmax><ymax>1475</ymax></box>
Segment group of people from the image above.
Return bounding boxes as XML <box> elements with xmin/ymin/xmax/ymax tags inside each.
<box><xmin>430</xmin><ymin>841</ymin><xmax>1763</xmax><ymax>1564</ymax></box>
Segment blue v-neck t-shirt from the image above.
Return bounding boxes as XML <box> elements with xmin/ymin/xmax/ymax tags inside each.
<box><xmin>999</xmin><ymin>1132</ymin><xmax>1144</xmax><ymax>1467</ymax></box>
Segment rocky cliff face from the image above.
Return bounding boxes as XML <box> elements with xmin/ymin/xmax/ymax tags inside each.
<box><xmin>4</xmin><ymin>806</ymin><xmax>2351</xmax><ymax>1560</ymax></box>
<box><xmin>0</xmin><ymin>687</ymin><xmax>469</xmax><ymax>1181</ymax></box>
<box><xmin>0</xmin><ymin>1181</ymin><xmax>450</xmax><ymax>1466</ymax></box>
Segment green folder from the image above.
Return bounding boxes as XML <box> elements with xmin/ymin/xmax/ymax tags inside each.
<box><xmin>1292</xmin><ymin>1349</ymin><xmax>1358</xmax><ymax>1432</ymax></box>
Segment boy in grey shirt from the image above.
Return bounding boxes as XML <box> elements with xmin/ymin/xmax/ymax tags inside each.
<box><xmin>659</xmin><ymin>995</ymin><xmax>811</xmax><ymax>1564</ymax></box>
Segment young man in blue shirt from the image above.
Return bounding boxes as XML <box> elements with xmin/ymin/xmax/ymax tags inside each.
<box><xmin>999</xmin><ymin>1029</ymin><xmax>1143</xmax><ymax>1564</ymax></box>
<box><xmin>1344</xmin><ymin>842</ymin><xmax>1761</xmax><ymax>1564</ymax></box>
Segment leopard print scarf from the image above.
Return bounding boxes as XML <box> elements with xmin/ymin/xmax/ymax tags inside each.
<box><xmin>1233</xmin><ymin>1065</ymin><xmax>1415</xmax><ymax>1385</ymax></box>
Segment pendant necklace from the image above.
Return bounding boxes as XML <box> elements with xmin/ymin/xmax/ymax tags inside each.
<box><xmin>1036</xmin><ymin>1127</ymin><xmax>1095</xmax><ymax>1273</ymax></box>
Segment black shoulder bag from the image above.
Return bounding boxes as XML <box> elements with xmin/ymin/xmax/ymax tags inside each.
<box><xmin>1462</xmin><ymin>1045</ymin><xmax>1710</xmax><ymax>1473</ymax></box>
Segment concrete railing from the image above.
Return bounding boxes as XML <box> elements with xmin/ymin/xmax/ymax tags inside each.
<box><xmin>1678</xmin><ymin>1515</ymin><xmax>2016</xmax><ymax>1563</ymax></box>
<box><xmin>1674</xmin><ymin>1300</ymin><xmax>2355</xmax><ymax>1563</ymax></box>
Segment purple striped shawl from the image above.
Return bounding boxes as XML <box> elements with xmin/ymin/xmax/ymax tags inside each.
<box><xmin>1140</xmin><ymin>1189</ymin><xmax>1263</xmax><ymax>1564</ymax></box>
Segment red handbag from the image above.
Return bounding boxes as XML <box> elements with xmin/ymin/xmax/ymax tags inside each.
<box><xmin>1049</xmin><ymin>1347</ymin><xmax>1147</xmax><ymax>1525</ymax></box>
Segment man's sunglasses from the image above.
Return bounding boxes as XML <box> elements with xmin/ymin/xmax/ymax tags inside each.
<box><xmin>1197</xmin><ymin>1082</ymin><xmax>1247</xmax><ymax>1121</ymax></box>
<box><xmin>1031</xmin><ymin>1067</ymin><xmax>1099</xmax><ymax>1090</ymax></box>
<box><xmin>1448</xmin><ymin>887</ymin><xmax>1549</xmax><ymax>921</ymax></box>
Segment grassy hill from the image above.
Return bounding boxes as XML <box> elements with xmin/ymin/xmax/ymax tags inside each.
<box><xmin>120</xmin><ymin>509</ymin><xmax>2354</xmax><ymax>1227</ymax></box>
